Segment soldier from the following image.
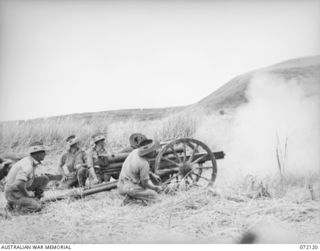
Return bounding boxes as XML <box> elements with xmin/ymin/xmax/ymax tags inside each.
<box><xmin>117</xmin><ymin>139</ymin><xmax>162</xmax><ymax>205</ymax></box>
<box><xmin>58</xmin><ymin>135</ymin><xmax>89</xmax><ymax>188</ymax></box>
<box><xmin>4</xmin><ymin>142</ymin><xmax>49</xmax><ymax>213</ymax></box>
<box><xmin>86</xmin><ymin>133</ymin><xmax>112</xmax><ymax>184</ymax></box>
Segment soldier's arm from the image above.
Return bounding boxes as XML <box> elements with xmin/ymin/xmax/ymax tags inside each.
<box><xmin>149</xmin><ymin>171</ymin><xmax>161</xmax><ymax>182</ymax></box>
<box><xmin>58</xmin><ymin>154</ymin><xmax>67</xmax><ymax>180</ymax></box>
<box><xmin>86</xmin><ymin>151</ymin><xmax>99</xmax><ymax>182</ymax></box>
<box><xmin>140</xmin><ymin>163</ymin><xmax>161</xmax><ymax>192</ymax></box>
<box><xmin>141</xmin><ymin>179</ymin><xmax>161</xmax><ymax>192</ymax></box>
<box><xmin>74</xmin><ymin>151</ymin><xmax>87</xmax><ymax>170</ymax></box>
<box><xmin>15</xmin><ymin>180</ymin><xmax>34</xmax><ymax>197</ymax></box>
<box><xmin>86</xmin><ymin>150</ymin><xmax>94</xmax><ymax>169</ymax></box>
<box><xmin>14</xmin><ymin>165</ymin><xmax>35</xmax><ymax>197</ymax></box>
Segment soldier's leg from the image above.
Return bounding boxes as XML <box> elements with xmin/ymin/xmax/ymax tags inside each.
<box><xmin>127</xmin><ymin>187</ymin><xmax>158</xmax><ymax>202</ymax></box>
<box><xmin>16</xmin><ymin>196</ymin><xmax>42</xmax><ymax>213</ymax></box>
<box><xmin>66</xmin><ymin>175</ymin><xmax>78</xmax><ymax>188</ymax></box>
<box><xmin>59</xmin><ymin>174</ymin><xmax>78</xmax><ymax>189</ymax></box>
<box><xmin>94</xmin><ymin>168</ymin><xmax>103</xmax><ymax>183</ymax></box>
<box><xmin>4</xmin><ymin>189</ymin><xmax>20</xmax><ymax>213</ymax></box>
<box><xmin>103</xmin><ymin>174</ymin><xmax>111</xmax><ymax>182</ymax></box>
<box><xmin>77</xmin><ymin>167</ymin><xmax>89</xmax><ymax>187</ymax></box>
<box><xmin>28</xmin><ymin>175</ymin><xmax>50</xmax><ymax>199</ymax></box>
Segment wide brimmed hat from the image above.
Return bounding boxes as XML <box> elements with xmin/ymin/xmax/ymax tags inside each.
<box><xmin>138</xmin><ymin>139</ymin><xmax>161</xmax><ymax>157</ymax></box>
<box><xmin>129</xmin><ymin>133</ymin><xmax>147</xmax><ymax>148</ymax></box>
<box><xmin>29</xmin><ymin>142</ymin><xmax>47</xmax><ymax>154</ymax></box>
<box><xmin>92</xmin><ymin>133</ymin><xmax>105</xmax><ymax>144</ymax></box>
<box><xmin>66</xmin><ymin>135</ymin><xmax>80</xmax><ymax>147</ymax></box>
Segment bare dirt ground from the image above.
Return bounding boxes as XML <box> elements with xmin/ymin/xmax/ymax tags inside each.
<box><xmin>1</xmin><ymin>185</ymin><xmax>319</xmax><ymax>244</ymax></box>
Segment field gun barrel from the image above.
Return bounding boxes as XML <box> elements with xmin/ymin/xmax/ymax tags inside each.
<box><xmin>101</xmin><ymin>151</ymin><xmax>225</xmax><ymax>175</ymax></box>
<box><xmin>106</xmin><ymin>146</ymin><xmax>186</xmax><ymax>164</ymax></box>
<box><xmin>81</xmin><ymin>181</ymin><xmax>118</xmax><ymax>196</ymax></box>
<box><xmin>41</xmin><ymin>181</ymin><xmax>118</xmax><ymax>203</ymax></box>
<box><xmin>106</xmin><ymin>150</ymin><xmax>224</xmax><ymax>165</ymax></box>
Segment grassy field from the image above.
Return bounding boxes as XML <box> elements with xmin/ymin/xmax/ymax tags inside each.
<box><xmin>0</xmin><ymin>178</ymin><xmax>319</xmax><ymax>243</ymax></box>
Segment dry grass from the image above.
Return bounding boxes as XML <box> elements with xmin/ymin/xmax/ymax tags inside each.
<box><xmin>0</xmin><ymin>111</ymin><xmax>200</xmax><ymax>154</ymax></box>
<box><xmin>0</xmin><ymin>185</ymin><xmax>319</xmax><ymax>244</ymax></box>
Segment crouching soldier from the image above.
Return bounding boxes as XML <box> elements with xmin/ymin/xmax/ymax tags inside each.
<box><xmin>117</xmin><ymin>139</ymin><xmax>162</xmax><ymax>205</ymax></box>
<box><xmin>59</xmin><ymin>135</ymin><xmax>89</xmax><ymax>188</ymax></box>
<box><xmin>4</xmin><ymin>142</ymin><xmax>49</xmax><ymax>214</ymax></box>
<box><xmin>87</xmin><ymin>133</ymin><xmax>114</xmax><ymax>184</ymax></box>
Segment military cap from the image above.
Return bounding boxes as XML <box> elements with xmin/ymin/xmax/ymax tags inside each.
<box><xmin>66</xmin><ymin>135</ymin><xmax>80</xmax><ymax>147</ymax></box>
<box><xmin>29</xmin><ymin>142</ymin><xmax>47</xmax><ymax>154</ymax></box>
<box><xmin>138</xmin><ymin>139</ymin><xmax>161</xmax><ymax>157</ymax></box>
<box><xmin>129</xmin><ymin>133</ymin><xmax>147</xmax><ymax>148</ymax></box>
<box><xmin>92</xmin><ymin>133</ymin><xmax>105</xmax><ymax>144</ymax></box>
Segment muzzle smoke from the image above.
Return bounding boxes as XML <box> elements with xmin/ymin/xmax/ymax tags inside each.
<box><xmin>229</xmin><ymin>73</ymin><xmax>319</xmax><ymax>178</ymax></box>
<box><xmin>197</xmin><ymin>72</ymin><xmax>320</xmax><ymax>184</ymax></box>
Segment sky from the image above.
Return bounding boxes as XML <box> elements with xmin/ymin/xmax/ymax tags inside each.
<box><xmin>0</xmin><ymin>0</ymin><xmax>319</xmax><ymax>121</ymax></box>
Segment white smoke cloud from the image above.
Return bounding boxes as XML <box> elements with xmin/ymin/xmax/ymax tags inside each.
<box><xmin>223</xmin><ymin>72</ymin><xmax>320</xmax><ymax>181</ymax></box>
<box><xmin>196</xmin><ymin>71</ymin><xmax>320</xmax><ymax>185</ymax></box>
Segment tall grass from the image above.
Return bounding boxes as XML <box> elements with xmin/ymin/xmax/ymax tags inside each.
<box><xmin>0</xmin><ymin>111</ymin><xmax>202</xmax><ymax>154</ymax></box>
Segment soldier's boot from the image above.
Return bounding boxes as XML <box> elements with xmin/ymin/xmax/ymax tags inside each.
<box><xmin>121</xmin><ymin>195</ymin><xmax>134</xmax><ymax>206</ymax></box>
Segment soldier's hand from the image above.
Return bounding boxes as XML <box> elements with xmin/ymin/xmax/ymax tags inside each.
<box><xmin>155</xmin><ymin>186</ymin><xmax>163</xmax><ymax>193</ymax></box>
<box><xmin>92</xmin><ymin>178</ymin><xmax>99</xmax><ymax>185</ymax></box>
<box><xmin>28</xmin><ymin>191</ymin><xmax>35</xmax><ymax>197</ymax></box>
<box><xmin>61</xmin><ymin>175</ymin><xmax>67</xmax><ymax>182</ymax></box>
<box><xmin>153</xmin><ymin>174</ymin><xmax>161</xmax><ymax>183</ymax></box>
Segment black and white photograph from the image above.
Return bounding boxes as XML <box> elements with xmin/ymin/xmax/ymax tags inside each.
<box><xmin>0</xmin><ymin>0</ymin><xmax>319</xmax><ymax>247</ymax></box>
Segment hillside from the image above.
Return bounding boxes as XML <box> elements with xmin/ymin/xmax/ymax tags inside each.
<box><xmin>1</xmin><ymin>107</ymin><xmax>184</xmax><ymax>124</ymax></box>
<box><xmin>194</xmin><ymin>55</ymin><xmax>320</xmax><ymax>113</ymax></box>
<box><xmin>1</xmin><ymin>56</ymin><xmax>319</xmax><ymax>125</ymax></box>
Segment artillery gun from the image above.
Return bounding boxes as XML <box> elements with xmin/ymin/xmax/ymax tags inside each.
<box><xmin>42</xmin><ymin>137</ymin><xmax>225</xmax><ymax>202</ymax></box>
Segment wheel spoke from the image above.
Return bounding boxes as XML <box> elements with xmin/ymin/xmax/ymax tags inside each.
<box><xmin>191</xmin><ymin>154</ymin><xmax>207</xmax><ymax>165</ymax></box>
<box><xmin>191</xmin><ymin>163</ymin><xmax>203</xmax><ymax>182</ymax></box>
<box><xmin>188</xmin><ymin>144</ymin><xmax>199</xmax><ymax>163</ymax></box>
<box><xmin>191</xmin><ymin>171</ymin><xmax>212</xmax><ymax>183</ymax></box>
<box><xmin>186</xmin><ymin>141</ymin><xmax>195</xmax><ymax>150</ymax></box>
<box><xmin>162</xmin><ymin>157</ymin><xmax>180</xmax><ymax>166</ymax></box>
<box><xmin>183</xmin><ymin>143</ymin><xmax>187</xmax><ymax>162</ymax></box>
<box><xmin>188</xmin><ymin>173</ymin><xmax>195</xmax><ymax>183</ymax></box>
<box><xmin>162</xmin><ymin>173</ymin><xmax>179</xmax><ymax>185</ymax></box>
<box><xmin>170</xmin><ymin>146</ymin><xmax>182</xmax><ymax>163</ymax></box>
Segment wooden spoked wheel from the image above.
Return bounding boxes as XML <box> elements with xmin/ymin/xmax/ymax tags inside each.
<box><xmin>154</xmin><ymin>138</ymin><xmax>217</xmax><ymax>188</ymax></box>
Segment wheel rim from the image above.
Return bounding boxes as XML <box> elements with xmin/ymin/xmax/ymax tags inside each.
<box><xmin>154</xmin><ymin>138</ymin><xmax>217</xmax><ymax>188</ymax></box>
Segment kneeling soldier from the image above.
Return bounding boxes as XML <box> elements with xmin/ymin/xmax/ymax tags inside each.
<box><xmin>59</xmin><ymin>135</ymin><xmax>88</xmax><ymax>188</ymax></box>
<box><xmin>4</xmin><ymin>142</ymin><xmax>49</xmax><ymax>213</ymax></box>
<box><xmin>117</xmin><ymin>139</ymin><xmax>162</xmax><ymax>204</ymax></box>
